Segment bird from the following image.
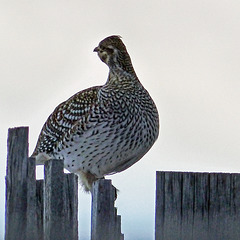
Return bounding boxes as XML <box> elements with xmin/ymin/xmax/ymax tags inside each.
<box><xmin>31</xmin><ymin>35</ymin><xmax>159</xmax><ymax>192</ymax></box>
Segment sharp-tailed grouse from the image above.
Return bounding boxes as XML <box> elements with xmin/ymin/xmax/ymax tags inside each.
<box><xmin>31</xmin><ymin>35</ymin><xmax>159</xmax><ymax>191</ymax></box>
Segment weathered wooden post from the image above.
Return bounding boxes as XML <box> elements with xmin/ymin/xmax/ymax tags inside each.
<box><xmin>27</xmin><ymin>157</ymin><xmax>38</xmax><ymax>240</ymax></box>
<box><xmin>44</xmin><ymin>159</ymin><xmax>66</xmax><ymax>240</ymax></box>
<box><xmin>36</xmin><ymin>179</ymin><xmax>44</xmax><ymax>240</ymax></box>
<box><xmin>155</xmin><ymin>171</ymin><xmax>240</xmax><ymax>240</ymax></box>
<box><xmin>5</xmin><ymin>127</ymin><xmax>38</xmax><ymax>240</ymax></box>
<box><xmin>91</xmin><ymin>179</ymin><xmax>124</xmax><ymax>240</ymax></box>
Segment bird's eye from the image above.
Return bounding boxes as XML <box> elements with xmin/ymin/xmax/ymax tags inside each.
<box><xmin>106</xmin><ymin>47</ymin><xmax>114</xmax><ymax>54</ymax></box>
<box><xmin>99</xmin><ymin>45</ymin><xmax>114</xmax><ymax>54</ymax></box>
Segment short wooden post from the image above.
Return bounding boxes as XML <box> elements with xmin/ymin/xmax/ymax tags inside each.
<box><xmin>63</xmin><ymin>173</ymin><xmax>79</xmax><ymax>240</ymax></box>
<box><xmin>91</xmin><ymin>179</ymin><xmax>115</xmax><ymax>240</ymax></box>
<box><xmin>155</xmin><ymin>171</ymin><xmax>240</xmax><ymax>240</ymax></box>
<box><xmin>91</xmin><ymin>179</ymin><xmax>124</xmax><ymax>240</ymax></box>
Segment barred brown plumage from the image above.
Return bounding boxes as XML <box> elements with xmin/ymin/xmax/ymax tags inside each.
<box><xmin>31</xmin><ymin>35</ymin><xmax>159</xmax><ymax>191</ymax></box>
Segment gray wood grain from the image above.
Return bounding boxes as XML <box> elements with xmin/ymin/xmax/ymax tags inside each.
<box><xmin>43</xmin><ymin>160</ymin><xmax>79</xmax><ymax>240</ymax></box>
<box><xmin>36</xmin><ymin>180</ymin><xmax>44</xmax><ymax>240</ymax></box>
<box><xmin>5</xmin><ymin>127</ymin><xmax>29</xmax><ymax>240</ymax></box>
<box><xmin>44</xmin><ymin>159</ymin><xmax>66</xmax><ymax>240</ymax></box>
<box><xmin>26</xmin><ymin>157</ymin><xmax>38</xmax><ymax>240</ymax></box>
<box><xmin>64</xmin><ymin>173</ymin><xmax>78</xmax><ymax>240</ymax></box>
<box><xmin>155</xmin><ymin>171</ymin><xmax>240</xmax><ymax>240</ymax></box>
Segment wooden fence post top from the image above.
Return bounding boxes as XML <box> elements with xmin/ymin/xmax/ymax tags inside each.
<box><xmin>43</xmin><ymin>159</ymin><xmax>78</xmax><ymax>240</ymax></box>
<box><xmin>91</xmin><ymin>179</ymin><xmax>124</xmax><ymax>240</ymax></box>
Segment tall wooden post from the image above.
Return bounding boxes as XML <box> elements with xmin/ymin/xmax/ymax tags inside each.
<box><xmin>5</xmin><ymin>127</ymin><xmax>36</xmax><ymax>240</ymax></box>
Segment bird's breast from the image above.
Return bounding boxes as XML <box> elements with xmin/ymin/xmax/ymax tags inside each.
<box><xmin>55</xmin><ymin>99</ymin><xmax>158</xmax><ymax>178</ymax></box>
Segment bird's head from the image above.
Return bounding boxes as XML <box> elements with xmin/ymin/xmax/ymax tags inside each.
<box><xmin>94</xmin><ymin>35</ymin><xmax>134</xmax><ymax>73</ymax></box>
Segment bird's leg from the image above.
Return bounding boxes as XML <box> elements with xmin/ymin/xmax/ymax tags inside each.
<box><xmin>89</xmin><ymin>175</ymin><xmax>118</xmax><ymax>200</ymax></box>
<box><xmin>76</xmin><ymin>170</ymin><xmax>99</xmax><ymax>192</ymax></box>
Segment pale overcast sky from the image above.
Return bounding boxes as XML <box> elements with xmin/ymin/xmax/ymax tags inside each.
<box><xmin>1</xmin><ymin>0</ymin><xmax>240</xmax><ymax>239</ymax></box>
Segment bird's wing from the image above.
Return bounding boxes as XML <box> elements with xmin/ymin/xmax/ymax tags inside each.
<box><xmin>32</xmin><ymin>86</ymin><xmax>101</xmax><ymax>157</ymax></box>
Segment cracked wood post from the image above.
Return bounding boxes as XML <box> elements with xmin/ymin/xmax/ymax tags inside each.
<box><xmin>91</xmin><ymin>179</ymin><xmax>124</xmax><ymax>240</ymax></box>
<box><xmin>155</xmin><ymin>171</ymin><xmax>240</xmax><ymax>240</ymax></box>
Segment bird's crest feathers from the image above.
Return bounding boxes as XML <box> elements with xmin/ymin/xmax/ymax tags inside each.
<box><xmin>99</xmin><ymin>35</ymin><xmax>127</xmax><ymax>52</ymax></box>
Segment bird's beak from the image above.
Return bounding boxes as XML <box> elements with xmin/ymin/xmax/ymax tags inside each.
<box><xmin>93</xmin><ymin>47</ymin><xmax>99</xmax><ymax>52</ymax></box>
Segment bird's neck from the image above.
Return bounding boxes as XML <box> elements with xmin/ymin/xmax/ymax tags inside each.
<box><xmin>106</xmin><ymin>67</ymin><xmax>139</xmax><ymax>86</ymax></box>
<box><xmin>104</xmin><ymin>51</ymin><xmax>141</xmax><ymax>86</ymax></box>
<box><xmin>108</xmin><ymin>51</ymin><xmax>137</xmax><ymax>75</ymax></box>
<box><xmin>109</xmin><ymin>64</ymin><xmax>136</xmax><ymax>75</ymax></box>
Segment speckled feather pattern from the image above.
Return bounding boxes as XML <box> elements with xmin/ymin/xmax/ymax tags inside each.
<box><xmin>32</xmin><ymin>36</ymin><xmax>159</xmax><ymax>191</ymax></box>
